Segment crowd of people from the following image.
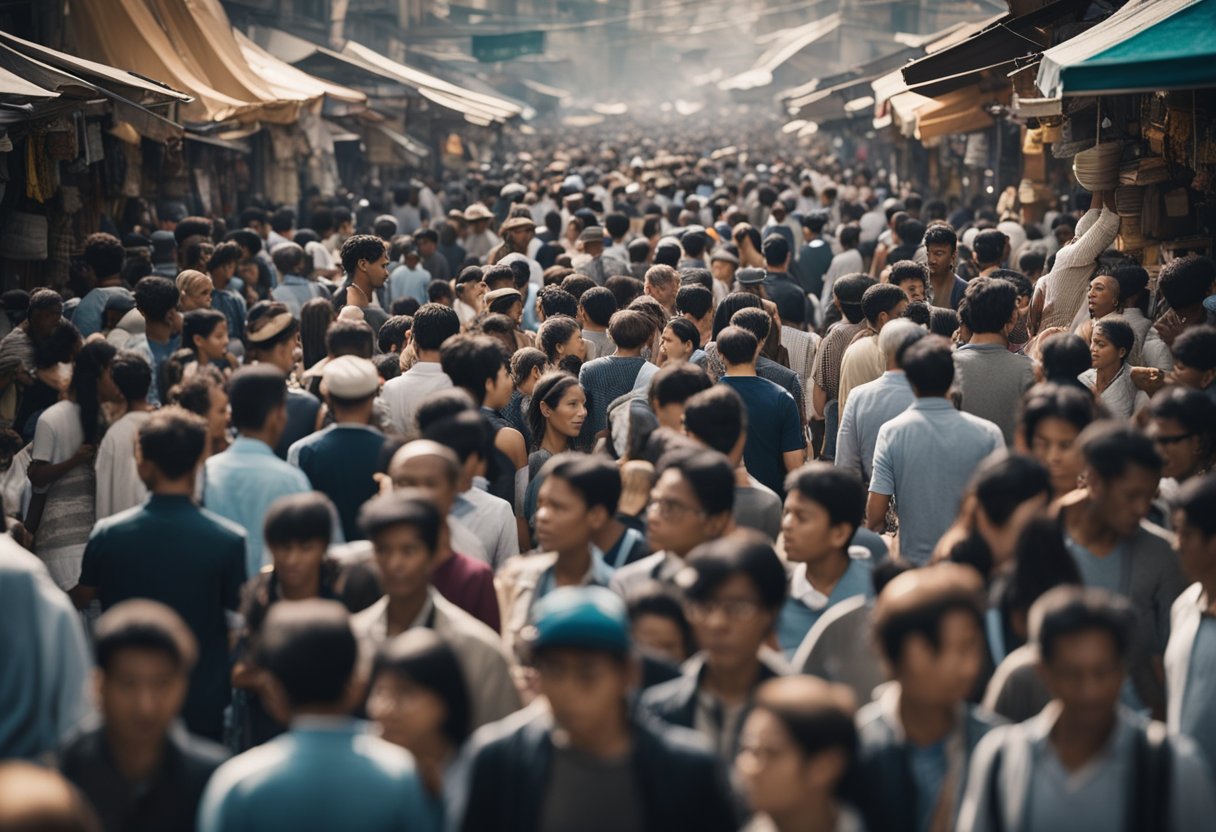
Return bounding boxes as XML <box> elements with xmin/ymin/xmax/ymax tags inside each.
<box><xmin>3</xmin><ymin>126</ymin><xmax>1216</xmax><ymax>832</ymax></box>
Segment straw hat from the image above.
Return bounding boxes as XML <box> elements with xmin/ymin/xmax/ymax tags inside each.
<box><xmin>1073</xmin><ymin>142</ymin><xmax>1123</xmax><ymax>190</ymax></box>
<box><xmin>464</xmin><ymin>203</ymin><xmax>494</xmax><ymax>222</ymax></box>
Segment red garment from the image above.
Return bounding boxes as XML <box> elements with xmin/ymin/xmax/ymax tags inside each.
<box><xmin>431</xmin><ymin>550</ymin><xmax>501</xmax><ymax>633</ymax></box>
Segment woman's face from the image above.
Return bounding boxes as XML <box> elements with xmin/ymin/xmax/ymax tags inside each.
<box><xmin>196</xmin><ymin>321</ymin><xmax>229</xmax><ymax>362</ymax></box>
<box><xmin>367</xmin><ymin>671</ymin><xmax>449</xmax><ymax>752</ymax></box>
<box><xmin>207</xmin><ymin>386</ymin><xmax>230</xmax><ymax>439</ymax></box>
<box><xmin>543</xmin><ymin>385</ymin><xmax>587</xmax><ymax>440</ymax></box>
<box><xmin>1030</xmin><ymin>416</ymin><xmax>1084</xmax><ymax>497</ymax></box>
<box><xmin>1150</xmin><ymin>416</ymin><xmax>1203</xmax><ymax>481</ymax></box>
<box><xmin>660</xmin><ymin>326</ymin><xmax>692</xmax><ymax>363</ymax></box>
<box><xmin>181</xmin><ymin>277</ymin><xmax>215</xmax><ymax>312</ymax></box>
<box><xmin>1087</xmin><ymin>275</ymin><xmax>1120</xmax><ymax>319</ymax></box>
<box><xmin>1090</xmin><ymin>329</ymin><xmax>1124</xmax><ymax>371</ymax></box>
<box><xmin>557</xmin><ymin>331</ymin><xmax>586</xmax><ymax>361</ymax></box>
<box><xmin>97</xmin><ymin>365</ymin><xmax>122</xmax><ymax>404</ymax></box>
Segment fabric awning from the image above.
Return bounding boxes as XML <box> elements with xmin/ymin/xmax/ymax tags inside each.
<box><xmin>915</xmin><ymin>84</ymin><xmax>1000</xmax><ymax>141</ymax></box>
<box><xmin>0</xmin><ymin>64</ymin><xmax>60</xmax><ymax>102</ymax></box>
<box><xmin>67</xmin><ymin>0</ymin><xmax>301</xmax><ymax>125</ymax></box>
<box><xmin>1050</xmin><ymin>0</ymin><xmax>1215</xmax><ymax>96</ymax></box>
<box><xmin>901</xmin><ymin>0</ymin><xmax>1091</xmax><ymax>99</ymax></box>
<box><xmin>234</xmin><ymin>31</ymin><xmax>366</xmax><ymax>108</ymax></box>
<box><xmin>718</xmin><ymin>13</ymin><xmax>842</xmax><ymax>92</ymax></box>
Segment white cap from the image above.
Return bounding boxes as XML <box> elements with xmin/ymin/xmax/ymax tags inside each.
<box><xmin>322</xmin><ymin>355</ymin><xmax>380</xmax><ymax>399</ymax></box>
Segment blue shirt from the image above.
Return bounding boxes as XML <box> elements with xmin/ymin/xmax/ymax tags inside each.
<box><xmin>1064</xmin><ymin>533</ymin><xmax>1125</xmax><ymax>595</ymax></box>
<box><xmin>197</xmin><ymin>719</ymin><xmax>434</xmax><ymax>832</ymax></box>
<box><xmin>719</xmin><ymin>375</ymin><xmax>805</xmax><ymax>496</ymax></box>
<box><xmin>869</xmin><ymin>398</ymin><xmax>1004</xmax><ymax>564</ymax></box>
<box><xmin>203</xmin><ymin>437</ymin><xmax>312</xmax><ymax>577</ymax></box>
<box><xmin>578</xmin><ymin>355</ymin><xmax>646</xmax><ymax>445</ymax></box>
<box><xmin>535</xmin><ymin>551</ymin><xmax>615</xmax><ymax>601</ymax></box>
<box><xmin>125</xmin><ymin>333</ymin><xmax>181</xmax><ymax>407</ymax></box>
<box><xmin>212</xmin><ymin>287</ymin><xmax>247</xmax><ymax>342</ymax></box>
<box><xmin>835</xmin><ymin>371</ymin><xmax>914</xmax><ymax>483</ymax></box>
<box><xmin>909</xmin><ymin>740</ymin><xmax>948</xmax><ymax>832</ymax></box>
<box><xmin>288</xmin><ymin>425</ymin><xmax>385</xmax><ymax>542</ymax></box>
<box><xmin>386</xmin><ymin>264</ymin><xmax>431</xmax><ymax>307</ymax></box>
<box><xmin>1180</xmin><ymin>617</ymin><xmax>1216</xmax><ymax>776</ymax></box>
<box><xmin>71</xmin><ymin>287</ymin><xmax>131</xmax><ymax>337</ymax></box>
<box><xmin>776</xmin><ymin>557</ymin><xmax>873</xmax><ymax>657</ymax></box>
<box><xmin>272</xmin><ymin>274</ymin><xmax>327</xmax><ymax>319</ymax></box>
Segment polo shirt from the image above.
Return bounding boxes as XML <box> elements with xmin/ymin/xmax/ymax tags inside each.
<box><xmin>289</xmin><ymin>424</ymin><xmax>386</xmax><ymax>542</ymax></box>
<box><xmin>381</xmin><ymin>362</ymin><xmax>452</xmax><ymax>436</ymax></box>
<box><xmin>869</xmin><ymin>398</ymin><xmax>1004</xmax><ymax>564</ymax></box>
<box><xmin>450</xmin><ymin>487</ymin><xmax>519</xmax><ymax>571</ymax></box>
<box><xmin>1179</xmin><ymin>617</ymin><xmax>1216</xmax><ymax>776</ymax></box>
<box><xmin>835</xmin><ymin>371</ymin><xmax>914</xmax><ymax>483</ymax></box>
<box><xmin>836</xmin><ymin>333</ymin><xmax>884</xmax><ymax>414</ymax></box>
<box><xmin>776</xmin><ymin>557</ymin><xmax>873</xmax><ymax>658</ymax></box>
<box><xmin>78</xmin><ymin>495</ymin><xmax>246</xmax><ymax>739</ymax></box>
<box><xmin>719</xmin><ymin>375</ymin><xmax>804</xmax><ymax>496</ymax></box>
<box><xmin>203</xmin><ymin>437</ymin><xmax>313</xmax><ymax>577</ymax></box>
<box><xmin>60</xmin><ymin>726</ymin><xmax>227</xmax><ymax>832</ymax></box>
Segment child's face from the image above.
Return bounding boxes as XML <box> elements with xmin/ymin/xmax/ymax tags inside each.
<box><xmin>781</xmin><ymin>490</ymin><xmax>851</xmax><ymax>564</ymax></box>
<box><xmin>269</xmin><ymin>539</ymin><xmax>328</xmax><ymax>595</ymax></box>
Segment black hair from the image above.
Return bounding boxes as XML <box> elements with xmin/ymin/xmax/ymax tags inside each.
<box><xmin>339</xmin><ymin>234</ymin><xmax>386</xmax><ymax>275</ymax></box>
<box><xmin>1149</xmin><ymin>386</ymin><xmax>1216</xmax><ymax>451</ymax></box>
<box><xmin>227</xmin><ymin>365</ymin><xmax>288</xmax><ymax>432</ymax></box>
<box><xmin>538</xmin><ymin>286</ymin><xmax>579</xmax><ymax>319</ymax></box>
<box><xmin>134</xmin><ymin>276</ymin><xmax>179</xmax><ymax>322</ymax></box>
<box><xmin>606</xmin><ymin>275</ymin><xmax>644</xmax><ymax>308</ymax></box>
<box><xmin>413</xmin><ymin>227</ymin><xmax>438</xmax><ymax>245</ymax></box>
<box><xmin>860</xmin><ymin>284</ymin><xmax>907</xmax><ymax>326</ymax></box>
<box><xmin>875</xmin><ymin>583</ymin><xmax>984</xmax><ymax>666</ymax></box>
<box><xmin>378</xmin><ymin>315</ymin><xmax>412</xmax><ymax>354</ymax></box>
<box><xmin>683</xmin><ymin>385</ymin><xmax>744</xmax><ymax>454</ymax></box>
<box><xmin>407</xmin><ymin>303</ymin><xmax>459</xmax><ymax>352</ymax></box>
<box><xmin>711</xmin><ymin>292</ymin><xmax>763</xmax><ymax>340</ymax></box>
<box><xmin>527</xmin><ymin>372</ymin><xmax>581</xmax><ymax>452</ymax></box>
<box><xmin>1158</xmin><ymin>255</ymin><xmax>1215</xmax><ymax>310</ymax></box>
<box><xmin>902</xmin><ymin>301</ymin><xmax>932</xmax><ymax>327</ymax></box>
<box><xmin>72</xmin><ymin>340</ymin><xmax>117</xmax><ymax>445</ymax></box>
<box><xmin>972</xmin><ymin>453</ymin><xmax>1052</xmax><ymax>527</ymax></box>
<box><xmin>325</xmin><ymin>319</ymin><xmax>374</xmax><ymax>359</ymax></box>
<box><xmin>897</xmin><ymin>218</ymin><xmax>926</xmax><ymax>249</ymax></box>
<box><xmin>675</xmin><ymin>285</ymin><xmax>712</xmax><ymax>321</ymax></box>
<box><xmin>372</xmin><ymin>628</ymin><xmax>472</xmax><ymax>747</ymax></box>
<box><xmin>838</xmin><ymin>224</ymin><xmax>860</xmax><ymax>249</ymax></box>
<box><xmin>833</xmin><ymin>273</ymin><xmax>876</xmax><ymax>325</ymax></box>
<box><xmin>359</xmin><ymin>489</ymin><xmax>443</xmax><ymax>553</ymax></box>
<box><xmin>239</xmin><ymin>206</ymin><xmax>268</xmax><ymax>227</ymax></box>
<box><xmin>95</xmin><ymin>599</ymin><xmax>197</xmax><ymax>673</ymax></box>
<box><xmin>716</xmin><ymin>325</ymin><xmax>758</xmax><ymax>365</ymax></box>
<box><xmin>537</xmin><ymin>315</ymin><xmax>581</xmax><ymax>363</ymax></box>
<box><xmin>730</xmin><ymin>307</ymin><xmax>772</xmax><ymax>346</ymax></box>
<box><xmin>1176</xmin><ymin>473</ymin><xmax>1216</xmax><ymax>537</ymax></box>
<box><xmin>684</xmin><ymin>533</ymin><xmax>788</xmax><ymax>613</ymax></box>
<box><xmin>208</xmin><ymin>241</ymin><xmax>242</xmax><ymax>273</ymax></box>
<box><xmin>137</xmin><ymin>407</ymin><xmax>207</xmax><ymax>480</ymax></box>
<box><xmin>900</xmin><ymin>335</ymin><xmax>954</xmax><ymax>397</ymax></box>
<box><xmin>657</xmin><ymin>446</ymin><xmax>735</xmax><ymax>516</ymax></box>
<box><xmin>971</xmin><ymin>229</ymin><xmax>1007</xmax><ymax>266</ymax></box>
<box><xmin>762</xmin><ymin>235</ymin><xmax>789</xmax><ymax>266</ymax></box>
<box><xmin>510</xmin><ymin>347</ymin><xmax>547</xmax><ymax>384</ymax></box>
<box><xmin>1172</xmin><ymin>325</ymin><xmax>1216</xmax><ymax>372</ymax></box>
<box><xmin>650</xmin><ymin>361</ymin><xmax>711</xmax><ymax>408</ymax></box>
<box><xmin>271</xmin><ymin>244</ymin><xmax>306</xmax><ymax>276</ymax></box>
<box><xmin>108</xmin><ymin>351</ymin><xmax>152</xmax><ymax>404</ymax></box>
<box><xmin>1039</xmin><ymin>333</ymin><xmax>1092</xmax><ymax>388</ymax></box>
<box><xmin>1111</xmin><ymin>264</ymin><xmax>1149</xmax><ymax>314</ymax></box>
<box><xmin>664</xmin><ymin>316</ymin><xmax>702</xmax><ymax>352</ymax></box>
<box><xmin>579</xmin><ymin>286</ymin><xmax>618</xmax><ymax>328</ymax></box>
<box><xmin>560</xmin><ymin>274</ymin><xmax>596</xmax><ymax>301</ymax></box>
<box><xmin>264</xmin><ymin>491</ymin><xmax>335</xmax><ymax>546</ymax></box>
<box><xmin>1092</xmin><ymin>316</ymin><xmax>1134</xmax><ymax>362</ymax></box>
<box><xmin>415</xmin><ymin>388</ymin><xmax>476</xmax><ymax>434</ymax></box>
<box><xmin>439</xmin><ymin>334</ymin><xmax>506</xmax><ymax>406</ymax></box>
<box><xmin>1032</xmin><ymin>586</ymin><xmax>1136</xmax><ymax>664</ymax></box>
<box><xmin>753</xmin><ymin>677</ymin><xmax>857</xmax><ymax>760</ymax></box>
<box><xmin>603</xmin><ymin>212</ymin><xmax>629</xmax><ymax>239</ymax></box>
<box><xmin>310</xmin><ymin>208</ymin><xmax>335</xmax><ymax>236</ymax></box>
<box><xmin>1079</xmin><ymin>422</ymin><xmax>1163</xmax><ymax>480</ymax></box>
<box><xmin>1019</xmin><ymin>383</ymin><xmax>1098</xmax><ymax>448</ymax></box>
<box><xmin>224</xmin><ymin>228</ymin><xmax>262</xmax><ymax>256</ymax></box>
<box><xmin>679</xmin><ymin>268</ymin><xmax>713</xmax><ymax>293</ymax></box>
<box><xmin>174</xmin><ymin>217</ymin><xmax>214</xmax><ymax>248</ymax></box>
<box><xmin>183</xmin><ymin>309</ymin><xmax>227</xmax><ymax>353</ymax></box>
<box><xmin>923</xmin><ymin>223</ymin><xmax>957</xmax><ymax>251</ymax></box>
<box><xmin>423</xmin><ymin>410</ymin><xmax>494</xmax><ymax>466</ymax></box>
<box><xmin>608</xmin><ymin>309</ymin><xmax>654</xmax><ymax>351</ymax></box>
<box><xmin>991</xmin><ymin>269</ymin><xmax>1032</xmax><ymax>300</ymax></box>
<box><xmin>784</xmin><ymin>462</ymin><xmax>866</xmax><ymax>537</ymax></box>
<box><xmin>427</xmin><ymin>280</ymin><xmax>453</xmax><ymax>304</ymax></box>
<box><xmin>890</xmin><ymin>260</ymin><xmax>929</xmax><ymax>287</ymax></box>
<box><xmin>541</xmin><ymin>452</ymin><xmax>622</xmax><ymax>514</ymax></box>
<box><xmin>962</xmin><ymin>276</ymin><xmax>1017</xmax><ymax>334</ymax></box>
<box><xmin>1000</xmin><ymin>517</ymin><xmax>1081</xmax><ymax>631</ymax></box>
<box><xmin>256</xmin><ymin>599</ymin><xmax>357</xmax><ymax>708</ymax></box>
<box><xmin>170</xmin><ymin>366</ymin><xmax>224</xmax><ymax>420</ymax></box>
<box><xmin>929</xmin><ymin>307</ymin><xmax>959</xmax><ymax>338</ymax></box>
<box><xmin>391</xmin><ymin>297</ymin><xmax>422</xmax><ymax>317</ymax></box>
<box><xmin>82</xmin><ymin>232</ymin><xmax>125</xmax><ymax>277</ymax></box>
<box><xmin>1018</xmin><ymin>250</ymin><xmax>1046</xmax><ymax>276</ymax></box>
<box><xmin>626</xmin><ymin>583</ymin><xmax>695</xmax><ymax>661</ymax></box>
<box><xmin>299</xmin><ymin>299</ymin><xmax>332</xmax><ymax>369</ymax></box>
<box><xmin>34</xmin><ymin>321</ymin><xmax>80</xmax><ymax>369</ymax></box>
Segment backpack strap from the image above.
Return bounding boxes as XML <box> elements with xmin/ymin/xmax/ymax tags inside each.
<box><xmin>1128</xmin><ymin>720</ymin><xmax>1172</xmax><ymax>832</ymax></box>
<box><xmin>986</xmin><ymin>742</ymin><xmax>1006</xmax><ymax>832</ymax></box>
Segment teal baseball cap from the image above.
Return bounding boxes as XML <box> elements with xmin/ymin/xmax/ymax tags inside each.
<box><xmin>526</xmin><ymin>586</ymin><xmax>631</xmax><ymax>655</ymax></box>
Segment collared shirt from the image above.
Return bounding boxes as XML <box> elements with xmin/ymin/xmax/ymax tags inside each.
<box><xmin>811</xmin><ymin>320</ymin><xmax>866</xmax><ymax>403</ymax></box>
<box><xmin>819</xmin><ymin>249</ymin><xmax>864</xmax><ymax>316</ymax></box>
<box><xmin>71</xmin><ymin>286</ymin><xmax>131</xmax><ymax>337</ymax></box>
<box><xmin>289</xmin><ymin>424</ymin><xmax>386</xmax><ymax>542</ymax></box>
<box><xmin>762</xmin><ymin>270</ymin><xmax>809</xmax><ymax>326</ymax></box>
<box><xmin>610</xmin><ymin>550</ymin><xmax>684</xmax><ymax>600</ymax></box>
<box><xmin>451</xmin><ymin>487</ymin><xmax>520</xmax><ymax>571</ymax></box>
<box><xmin>387</xmin><ymin>263</ymin><xmax>431</xmax><ymax>308</ymax></box>
<box><xmin>869</xmin><ymin>398</ymin><xmax>1004</xmax><ymax>564</ymax></box>
<box><xmin>835</xmin><ymin>370</ymin><xmax>914</xmax><ymax>482</ymax></box>
<box><xmin>776</xmin><ymin>557</ymin><xmax>873</xmax><ymax>658</ymax></box>
<box><xmin>203</xmin><ymin>437</ymin><xmax>312</xmax><ymax>577</ymax></box>
<box><xmin>836</xmin><ymin>332</ymin><xmax>884</xmax><ymax>414</ymax></box>
<box><xmin>719</xmin><ymin>375</ymin><xmax>804</xmax><ymax>496</ymax></box>
<box><xmin>380</xmin><ymin>362</ymin><xmax>452</xmax><ymax>435</ymax></box>
<box><xmin>1080</xmin><ymin>364</ymin><xmax>1148</xmax><ymax>420</ymax></box>
<box><xmin>1178</xmin><ymin>615</ymin><xmax>1216</xmax><ymax>781</ymax></box>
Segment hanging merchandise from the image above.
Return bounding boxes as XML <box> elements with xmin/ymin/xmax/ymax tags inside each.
<box><xmin>83</xmin><ymin>121</ymin><xmax>104</xmax><ymax>165</ymax></box>
<box><xmin>963</xmin><ymin>132</ymin><xmax>988</xmax><ymax>168</ymax></box>
<box><xmin>25</xmin><ymin>133</ymin><xmax>52</xmax><ymax>203</ymax></box>
<box><xmin>0</xmin><ymin>210</ymin><xmax>48</xmax><ymax>260</ymax></box>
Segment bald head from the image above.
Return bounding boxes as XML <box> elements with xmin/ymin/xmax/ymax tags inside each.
<box><xmin>0</xmin><ymin>762</ymin><xmax>100</xmax><ymax>831</ymax></box>
<box><xmin>388</xmin><ymin>440</ymin><xmax>460</xmax><ymax>512</ymax></box>
<box><xmin>389</xmin><ymin>440</ymin><xmax>460</xmax><ymax>486</ymax></box>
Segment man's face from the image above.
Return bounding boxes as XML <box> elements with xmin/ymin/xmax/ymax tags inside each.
<box><xmin>1174</xmin><ymin>511</ymin><xmax>1216</xmax><ymax>583</ymax></box>
<box><xmin>371</xmin><ymin>523</ymin><xmax>434</xmax><ymax>600</ymax></box>
<box><xmin>364</xmin><ymin>251</ymin><xmax>390</xmax><ymax>288</ymax></box>
<box><xmin>484</xmin><ymin>363</ymin><xmax>513</xmax><ymax>410</ymax></box>
<box><xmin>1089</xmin><ymin>465</ymin><xmax>1159</xmax><ymax>538</ymax></box>
<box><xmin>30</xmin><ymin>305</ymin><xmax>62</xmax><ymax>339</ymax></box>
<box><xmin>645</xmin><ymin>278</ymin><xmax>677</xmax><ymax>311</ymax></box>
<box><xmin>711</xmin><ymin>261</ymin><xmax>736</xmax><ymax>285</ymax></box>
<box><xmin>737</xmin><ymin>709</ymin><xmax>834</xmax><ymax>818</ymax></box>
<box><xmin>535</xmin><ymin>648</ymin><xmax>631</xmax><ymax>739</ymax></box>
<box><xmin>899</xmin><ymin>279</ymin><xmax>926</xmax><ymax>304</ymax></box>
<box><xmin>898</xmin><ymin>610</ymin><xmax>984</xmax><ymax>707</ymax></box>
<box><xmin>645</xmin><ymin>469</ymin><xmax>711</xmax><ymax>556</ymax></box>
<box><xmin>781</xmin><ymin>490</ymin><xmax>850</xmax><ymax>565</ymax></box>
<box><xmin>392</xmin><ymin>455</ymin><xmax>456</xmax><ymax>514</ymax></box>
<box><xmin>417</xmin><ymin>239</ymin><xmax>436</xmax><ymax>257</ymax></box>
<box><xmin>535</xmin><ymin>475</ymin><xmax>597</xmax><ymax>556</ymax></box>
<box><xmin>1168</xmin><ymin>360</ymin><xmax>1216</xmax><ymax>391</ymax></box>
<box><xmin>100</xmin><ymin>648</ymin><xmax>188</xmax><ymax>748</ymax></box>
<box><xmin>509</xmin><ymin>228</ymin><xmax>534</xmax><ymax>248</ymax></box>
<box><xmin>924</xmin><ymin>244</ymin><xmax>955</xmax><ymax>278</ymax></box>
<box><xmin>1040</xmin><ymin>629</ymin><xmax>1124</xmax><ymax>730</ymax></box>
<box><xmin>686</xmin><ymin>574</ymin><xmax>774</xmax><ymax>672</ymax></box>
<box><xmin>268</xmin><ymin>539</ymin><xmax>328</xmax><ymax>597</ymax></box>
<box><xmin>1149</xmin><ymin>416</ymin><xmax>1203</xmax><ymax>481</ymax></box>
<box><xmin>877</xmin><ymin>300</ymin><xmax>909</xmax><ymax>330</ymax></box>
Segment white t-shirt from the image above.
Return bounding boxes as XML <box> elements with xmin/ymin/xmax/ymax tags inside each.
<box><xmin>31</xmin><ymin>401</ymin><xmax>83</xmax><ymax>470</ymax></box>
<box><xmin>95</xmin><ymin>410</ymin><xmax>151</xmax><ymax>520</ymax></box>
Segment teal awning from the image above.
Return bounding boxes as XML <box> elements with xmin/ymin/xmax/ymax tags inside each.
<box><xmin>1058</xmin><ymin>0</ymin><xmax>1216</xmax><ymax>95</ymax></box>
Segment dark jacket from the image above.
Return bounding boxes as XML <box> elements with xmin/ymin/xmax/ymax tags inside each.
<box><xmin>455</xmin><ymin>706</ymin><xmax>736</xmax><ymax>832</ymax></box>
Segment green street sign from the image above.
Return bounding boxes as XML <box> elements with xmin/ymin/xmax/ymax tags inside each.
<box><xmin>472</xmin><ymin>30</ymin><xmax>545</xmax><ymax>63</ymax></box>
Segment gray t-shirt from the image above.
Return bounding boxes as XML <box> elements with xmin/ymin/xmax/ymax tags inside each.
<box><xmin>538</xmin><ymin>745</ymin><xmax>645</xmax><ymax>832</ymax></box>
<box><xmin>953</xmin><ymin>343</ymin><xmax>1035</xmax><ymax>446</ymax></box>
<box><xmin>734</xmin><ymin>480</ymin><xmax>782</xmax><ymax>540</ymax></box>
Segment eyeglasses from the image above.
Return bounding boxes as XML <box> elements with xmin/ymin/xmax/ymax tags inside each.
<box><xmin>646</xmin><ymin>498</ymin><xmax>705</xmax><ymax>519</ymax></box>
<box><xmin>687</xmin><ymin>599</ymin><xmax>764</xmax><ymax>623</ymax></box>
<box><xmin>1152</xmin><ymin>433</ymin><xmax>1194</xmax><ymax>446</ymax></box>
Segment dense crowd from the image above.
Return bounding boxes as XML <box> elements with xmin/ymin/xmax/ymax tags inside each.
<box><xmin>2</xmin><ymin>124</ymin><xmax>1216</xmax><ymax>832</ymax></box>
